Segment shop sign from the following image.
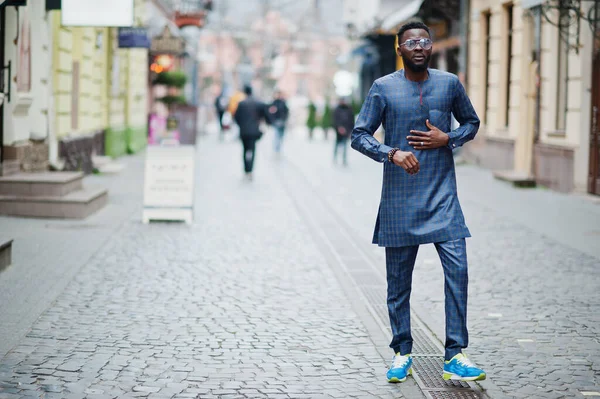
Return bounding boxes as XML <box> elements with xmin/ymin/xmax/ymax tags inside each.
<box><xmin>174</xmin><ymin>11</ymin><xmax>206</xmax><ymax>29</ymax></box>
<box><xmin>142</xmin><ymin>145</ymin><xmax>195</xmax><ymax>224</ymax></box>
<box><xmin>62</xmin><ymin>0</ymin><xmax>133</xmax><ymax>27</ymax></box>
<box><xmin>151</xmin><ymin>26</ymin><xmax>185</xmax><ymax>55</ymax></box>
<box><xmin>118</xmin><ymin>27</ymin><xmax>150</xmax><ymax>48</ymax></box>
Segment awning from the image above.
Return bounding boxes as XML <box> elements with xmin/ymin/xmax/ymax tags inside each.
<box><xmin>380</xmin><ymin>0</ymin><xmax>424</xmax><ymax>32</ymax></box>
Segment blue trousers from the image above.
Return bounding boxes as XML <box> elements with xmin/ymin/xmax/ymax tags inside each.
<box><xmin>273</xmin><ymin>126</ymin><xmax>285</xmax><ymax>153</ymax></box>
<box><xmin>385</xmin><ymin>238</ymin><xmax>469</xmax><ymax>360</ymax></box>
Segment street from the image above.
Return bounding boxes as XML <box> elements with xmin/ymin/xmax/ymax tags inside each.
<box><xmin>1</xmin><ymin>125</ymin><xmax>599</xmax><ymax>399</ymax></box>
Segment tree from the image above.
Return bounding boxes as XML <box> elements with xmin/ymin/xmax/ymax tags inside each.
<box><xmin>320</xmin><ymin>99</ymin><xmax>332</xmax><ymax>140</ymax></box>
<box><xmin>306</xmin><ymin>102</ymin><xmax>318</xmax><ymax>140</ymax></box>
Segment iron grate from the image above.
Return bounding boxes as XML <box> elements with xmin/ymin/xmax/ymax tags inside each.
<box><xmin>426</xmin><ymin>389</ymin><xmax>482</xmax><ymax>399</ymax></box>
<box><xmin>412</xmin><ymin>357</ymin><xmax>471</xmax><ymax>389</ymax></box>
<box><xmin>412</xmin><ymin>328</ymin><xmax>443</xmax><ymax>355</ymax></box>
<box><xmin>371</xmin><ymin>305</ymin><xmax>389</xmax><ymax>326</ymax></box>
<box><xmin>360</xmin><ymin>285</ymin><xmax>387</xmax><ymax>309</ymax></box>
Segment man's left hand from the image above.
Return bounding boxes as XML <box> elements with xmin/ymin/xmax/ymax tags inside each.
<box><xmin>408</xmin><ymin>120</ymin><xmax>449</xmax><ymax>150</ymax></box>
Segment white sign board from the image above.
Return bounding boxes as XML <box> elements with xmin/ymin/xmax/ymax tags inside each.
<box><xmin>62</xmin><ymin>0</ymin><xmax>134</xmax><ymax>27</ymax></box>
<box><xmin>143</xmin><ymin>145</ymin><xmax>195</xmax><ymax>224</ymax></box>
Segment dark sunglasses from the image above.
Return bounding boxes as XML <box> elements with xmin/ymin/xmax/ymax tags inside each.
<box><xmin>399</xmin><ymin>38</ymin><xmax>433</xmax><ymax>51</ymax></box>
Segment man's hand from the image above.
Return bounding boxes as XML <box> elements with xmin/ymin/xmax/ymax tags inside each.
<box><xmin>393</xmin><ymin>151</ymin><xmax>419</xmax><ymax>175</ymax></box>
<box><xmin>338</xmin><ymin>126</ymin><xmax>347</xmax><ymax>135</ymax></box>
<box><xmin>407</xmin><ymin>119</ymin><xmax>450</xmax><ymax>150</ymax></box>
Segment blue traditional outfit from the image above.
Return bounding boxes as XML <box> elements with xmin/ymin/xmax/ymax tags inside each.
<box><xmin>351</xmin><ymin>69</ymin><xmax>480</xmax><ymax>360</ymax></box>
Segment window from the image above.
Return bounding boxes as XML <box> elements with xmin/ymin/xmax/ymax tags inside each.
<box><xmin>556</xmin><ymin>9</ymin><xmax>568</xmax><ymax>131</ymax></box>
<box><xmin>482</xmin><ymin>11</ymin><xmax>491</xmax><ymax>125</ymax></box>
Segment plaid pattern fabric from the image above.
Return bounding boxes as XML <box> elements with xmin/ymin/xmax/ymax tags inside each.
<box><xmin>351</xmin><ymin>69</ymin><xmax>480</xmax><ymax>247</ymax></box>
<box><xmin>386</xmin><ymin>239</ymin><xmax>469</xmax><ymax>360</ymax></box>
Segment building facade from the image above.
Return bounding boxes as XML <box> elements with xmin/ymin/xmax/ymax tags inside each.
<box><xmin>51</xmin><ymin>0</ymin><xmax>150</xmax><ymax>172</ymax></box>
<box><xmin>342</xmin><ymin>0</ymin><xmax>465</xmax><ymax>100</ymax></box>
<box><xmin>0</xmin><ymin>0</ymin><xmax>151</xmax><ymax>176</ymax></box>
<box><xmin>465</xmin><ymin>0</ymin><xmax>599</xmax><ymax>195</ymax></box>
<box><xmin>1</xmin><ymin>1</ymin><xmax>52</xmax><ymax>175</ymax></box>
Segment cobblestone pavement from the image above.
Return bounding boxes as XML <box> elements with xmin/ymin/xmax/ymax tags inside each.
<box><xmin>282</xmin><ymin>127</ymin><xmax>600</xmax><ymax>399</ymax></box>
<box><xmin>0</xmin><ymin>134</ymin><xmax>407</xmax><ymax>398</ymax></box>
<box><xmin>0</xmin><ymin>154</ymin><xmax>145</xmax><ymax>359</ymax></box>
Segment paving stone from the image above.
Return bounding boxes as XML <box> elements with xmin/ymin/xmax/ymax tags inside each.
<box><xmin>281</xmin><ymin>130</ymin><xmax>600</xmax><ymax>398</ymax></box>
<box><xmin>0</xmin><ymin>136</ymin><xmax>408</xmax><ymax>399</ymax></box>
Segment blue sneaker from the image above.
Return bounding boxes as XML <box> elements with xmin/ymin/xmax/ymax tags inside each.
<box><xmin>443</xmin><ymin>353</ymin><xmax>486</xmax><ymax>381</ymax></box>
<box><xmin>387</xmin><ymin>353</ymin><xmax>412</xmax><ymax>383</ymax></box>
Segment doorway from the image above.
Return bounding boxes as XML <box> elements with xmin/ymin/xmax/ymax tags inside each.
<box><xmin>589</xmin><ymin>3</ymin><xmax>600</xmax><ymax>195</ymax></box>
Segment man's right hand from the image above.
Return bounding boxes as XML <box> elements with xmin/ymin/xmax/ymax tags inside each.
<box><xmin>392</xmin><ymin>151</ymin><xmax>419</xmax><ymax>175</ymax></box>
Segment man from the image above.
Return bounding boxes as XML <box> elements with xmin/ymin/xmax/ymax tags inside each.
<box><xmin>351</xmin><ymin>21</ymin><xmax>486</xmax><ymax>383</ymax></box>
<box><xmin>267</xmin><ymin>89</ymin><xmax>289</xmax><ymax>154</ymax></box>
<box><xmin>332</xmin><ymin>97</ymin><xmax>354</xmax><ymax>166</ymax></box>
<box><xmin>234</xmin><ymin>85</ymin><xmax>267</xmax><ymax>180</ymax></box>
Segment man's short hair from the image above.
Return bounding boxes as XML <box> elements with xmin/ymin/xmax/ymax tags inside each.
<box><xmin>243</xmin><ymin>85</ymin><xmax>252</xmax><ymax>96</ymax></box>
<box><xmin>397</xmin><ymin>21</ymin><xmax>431</xmax><ymax>43</ymax></box>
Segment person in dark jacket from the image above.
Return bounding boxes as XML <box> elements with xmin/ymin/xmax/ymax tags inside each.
<box><xmin>333</xmin><ymin>97</ymin><xmax>355</xmax><ymax>166</ymax></box>
<box><xmin>234</xmin><ymin>85</ymin><xmax>267</xmax><ymax>180</ymax></box>
<box><xmin>267</xmin><ymin>89</ymin><xmax>289</xmax><ymax>154</ymax></box>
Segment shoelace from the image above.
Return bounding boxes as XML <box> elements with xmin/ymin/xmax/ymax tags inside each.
<box><xmin>457</xmin><ymin>356</ymin><xmax>476</xmax><ymax>368</ymax></box>
<box><xmin>392</xmin><ymin>355</ymin><xmax>410</xmax><ymax>368</ymax></box>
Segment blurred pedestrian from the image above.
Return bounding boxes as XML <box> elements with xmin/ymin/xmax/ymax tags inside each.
<box><xmin>332</xmin><ymin>97</ymin><xmax>354</xmax><ymax>166</ymax></box>
<box><xmin>351</xmin><ymin>21</ymin><xmax>486</xmax><ymax>384</ymax></box>
<box><xmin>215</xmin><ymin>88</ymin><xmax>230</xmax><ymax>140</ymax></box>
<box><xmin>234</xmin><ymin>85</ymin><xmax>267</xmax><ymax>180</ymax></box>
<box><xmin>228</xmin><ymin>88</ymin><xmax>247</xmax><ymax>117</ymax></box>
<box><xmin>267</xmin><ymin>89</ymin><xmax>289</xmax><ymax>154</ymax></box>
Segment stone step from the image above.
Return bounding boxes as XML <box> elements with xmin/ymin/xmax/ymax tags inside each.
<box><xmin>0</xmin><ymin>188</ymin><xmax>108</xmax><ymax>219</ymax></box>
<box><xmin>0</xmin><ymin>160</ymin><xmax>21</xmax><ymax>176</ymax></box>
<box><xmin>0</xmin><ymin>237</ymin><xmax>12</xmax><ymax>272</ymax></box>
<box><xmin>0</xmin><ymin>171</ymin><xmax>84</xmax><ymax>197</ymax></box>
<box><xmin>493</xmin><ymin>170</ymin><xmax>537</xmax><ymax>188</ymax></box>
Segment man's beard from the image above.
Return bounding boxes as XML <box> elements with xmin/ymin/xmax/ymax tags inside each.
<box><xmin>402</xmin><ymin>54</ymin><xmax>430</xmax><ymax>73</ymax></box>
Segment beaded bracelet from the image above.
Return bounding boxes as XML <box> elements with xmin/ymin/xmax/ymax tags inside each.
<box><xmin>388</xmin><ymin>148</ymin><xmax>399</xmax><ymax>163</ymax></box>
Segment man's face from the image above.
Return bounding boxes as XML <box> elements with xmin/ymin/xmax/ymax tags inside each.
<box><xmin>397</xmin><ymin>28</ymin><xmax>432</xmax><ymax>73</ymax></box>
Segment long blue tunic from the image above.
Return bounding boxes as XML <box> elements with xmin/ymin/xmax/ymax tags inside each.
<box><xmin>351</xmin><ymin>69</ymin><xmax>480</xmax><ymax>247</ymax></box>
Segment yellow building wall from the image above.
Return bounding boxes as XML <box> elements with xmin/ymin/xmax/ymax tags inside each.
<box><xmin>51</xmin><ymin>0</ymin><xmax>149</xmax><ymax>156</ymax></box>
<box><xmin>52</xmin><ymin>12</ymin><xmax>72</xmax><ymax>139</ymax></box>
<box><xmin>107</xmin><ymin>30</ymin><xmax>128</xmax><ymax>130</ymax></box>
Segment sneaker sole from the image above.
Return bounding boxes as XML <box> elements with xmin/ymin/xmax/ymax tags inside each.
<box><xmin>443</xmin><ymin>372</ymin><xmax>486</xmax><ymax>382</ymax></box>
<box><xmin>387</xmin><ymin>368</ymin><xmax>412</xmax><ymax>383</ymax></box>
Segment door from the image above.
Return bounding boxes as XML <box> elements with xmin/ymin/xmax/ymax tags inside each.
<box><xmin>0</xmin><ymin>6</ymin><xmax>5</xmax><ymax>167</ymax></box>
<box><xmin>589</xmin><ymin>4</ymin><xmax>600</xmax><ymax>195</ymax></box>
